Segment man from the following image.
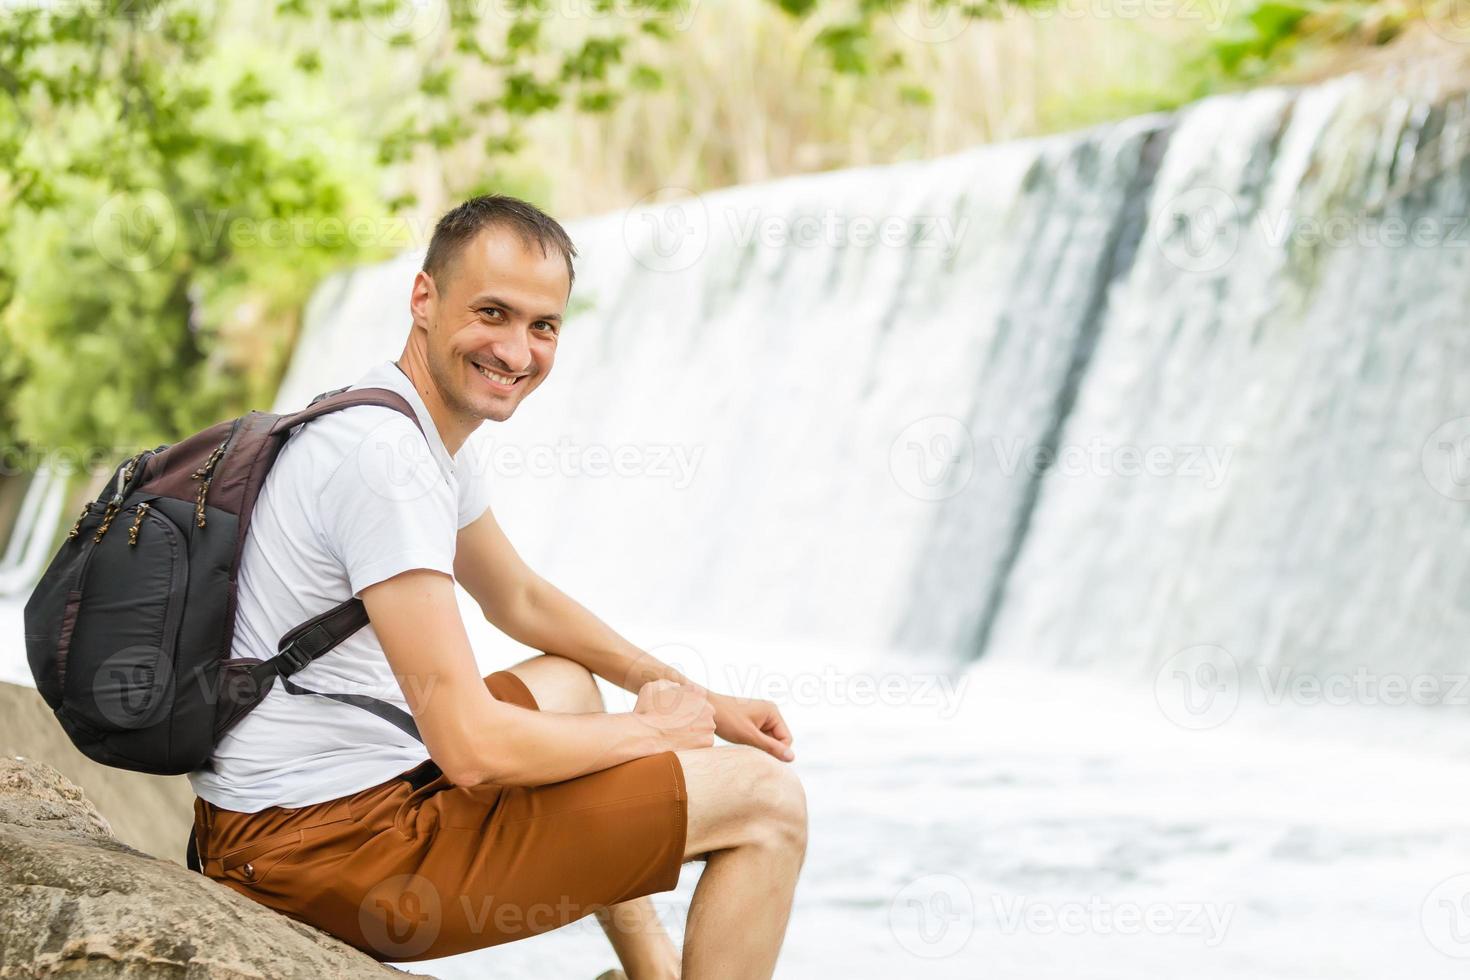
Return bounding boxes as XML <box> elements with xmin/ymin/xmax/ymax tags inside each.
<box><xmin>188</xmin><ymin>196</ymin><xmax>807</xmax><ymax>979</ymax></box>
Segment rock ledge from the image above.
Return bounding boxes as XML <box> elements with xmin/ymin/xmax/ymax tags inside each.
<box><xmin>0</xmin><ymin>757</ymin><xmax>412</xmax><ymax>979</ymax></box>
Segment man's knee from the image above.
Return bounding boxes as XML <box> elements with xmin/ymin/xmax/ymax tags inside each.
<box><xmin>508</xmin><ymin>653</ymin><xmax>604</xmax><ymax>714</ymax></box>
<box><xmin>747</xmin><ymin>748</ymin><xmax>806</xmax><ymax>855</ymax></box>
<box><xmin>681</xmin><ymin>745</ymin><xmax>806</xmax><ymax>859</ymax></box>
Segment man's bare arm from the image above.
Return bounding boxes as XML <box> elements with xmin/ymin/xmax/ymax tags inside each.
<box><xmin>360</xmin><ymin>567</ymin><xmax>714</xmax><ymax>788</ymax></box>
<box><xmin>454</xmin><ymin>508</ymin><xmax>797</xmax><ymax>761</ymax></box>
<box><xmin>453</xmin><ymin>507</ymin><xmax>693</xmax><ymax>695</ymax></box>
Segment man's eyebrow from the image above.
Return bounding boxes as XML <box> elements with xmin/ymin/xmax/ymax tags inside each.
<box><xmin>468</xmin><ymin>295</ymin><xmax>562</xmax><ymax>322</ymax></box>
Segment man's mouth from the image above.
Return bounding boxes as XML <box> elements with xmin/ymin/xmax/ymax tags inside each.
<box><xmin>471</xmin><ymin>360</ymin><xmax>524</xmax><ymax>389</ymax></box>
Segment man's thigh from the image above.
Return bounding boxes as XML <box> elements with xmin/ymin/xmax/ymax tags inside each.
<box><xmin>496</xmin><ymin>657</ymin><xmax>804</xmax><ymax>863</ymax></box>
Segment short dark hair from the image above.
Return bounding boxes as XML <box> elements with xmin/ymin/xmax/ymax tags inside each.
<box><xmin>422</xmin><ymin>194</ymin><xmax>577</xmax><ymax>291</ymax></box>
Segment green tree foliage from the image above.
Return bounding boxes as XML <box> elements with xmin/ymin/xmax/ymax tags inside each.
<box><xmin>1207</xmin><ymin>0</ymin><xmax>1411</xmax><ymax>80</ymax></box>
<box><xmin>0</xmin><ymin>0</ymin><xmax>1043</xmax><ymax>471</ymax></box>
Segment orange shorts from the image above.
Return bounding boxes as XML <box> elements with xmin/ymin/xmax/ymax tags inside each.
<box><xmin>193</xmin><ymin>670</ymin><xmax>690</xmax><ymax>961</ymax></box>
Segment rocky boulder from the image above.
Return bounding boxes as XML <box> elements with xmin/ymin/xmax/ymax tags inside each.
<box><xmin>0</xmin><ymin>757</ymin><xmax>416</xmax><ymax>979</ymax></box>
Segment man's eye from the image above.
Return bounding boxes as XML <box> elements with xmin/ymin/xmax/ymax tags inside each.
<box><xmin>532</xmin><ymin>321</ymin><xmax>557</xmax><ymax>333</ymax></box>
<box><xmin>479</xmin><ymin>307</ymin><xmax>504</xmax><ymax>320</ymax></box>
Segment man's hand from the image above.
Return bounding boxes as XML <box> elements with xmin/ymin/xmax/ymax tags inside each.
<box><xmin>634</xmin><ymin>680</ymin><xmax>716</xmax><ymax>751</ymax></box>
<box><xmin>707</xmin><ymin>691</ymin><xmax>795</xmax><ymax>762</ymax></box>
<box><xmin>454</xmin><ymin>508</ymin><xmax>797</xmax><ymax>763</ymax></box>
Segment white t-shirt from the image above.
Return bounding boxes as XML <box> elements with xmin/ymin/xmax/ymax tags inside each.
<box><xmin>188</xmin><ymin>360</ymin><xmax>493</xmax><ymax>812</ymax></box>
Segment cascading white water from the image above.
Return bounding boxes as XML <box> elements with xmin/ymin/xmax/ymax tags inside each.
<box><xmin>280</xmin><ymin>71</ymin><xmax>1470</xmax><ymax>685</ymax></box>
<box><xmin>5</xmin><ymin>71</ymin><xmax>1466</xmax><ymax>685</ymax></box>
<box><xmin>983</xmin><ymin>76</ymin><xmax>1470</xmax><ymax>681</ymax></box>
<box><xmin>5</xmin><ymin>69</ymin><xmax>1470</xmax><ymax>980</ymax></box>
<box><xmin>0</xmin><ymin>465</ymin><xmax>67</xmax><ymax>597</ymax></box>
<box><xmin>278</xmin><ymin>112</ymin><xmax>1172</xmax><ymax>658</ymax></box>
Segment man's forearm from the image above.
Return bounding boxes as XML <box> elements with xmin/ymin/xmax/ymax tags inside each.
<box><xmin>493</xmin><ymin>576</ymin><xmax>701</xmax><ymax>695</ymax></box>
<box><xmin>457</xmin><ymin>703</ymin><xmax>663</xmax><ymax>787</ymax></box>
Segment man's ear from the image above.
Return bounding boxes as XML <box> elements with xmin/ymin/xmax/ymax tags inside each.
<box><xmin>409</xmin><ymin>269</ymin><xmax>438</xmax><ymax>329</ymax></box>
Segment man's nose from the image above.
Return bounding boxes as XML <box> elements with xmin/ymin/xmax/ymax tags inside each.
<box><xmin>490</xmin><ymin>329</ymin><xmax>533</xmax><ymax>374</ymax></box>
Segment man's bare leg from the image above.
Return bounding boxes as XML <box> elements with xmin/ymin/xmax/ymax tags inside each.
<box><xmin>674</xmin><ymin>745</ymin><xmax>807</xmax><ymax>980</ymax></box>
<box><xmin>506</xmin><ymin>654</ymin><xmax>682</xmax><ymax>980</ymax></box>
<box><xmin>595</xmin><ymin>898</ymin><xmax>679</xmax><ymax>979</ymax></box>
<box><xmin>505</xmin><ymin>653</ymin><xmax>808</xmax><ymax>979</ymax></box>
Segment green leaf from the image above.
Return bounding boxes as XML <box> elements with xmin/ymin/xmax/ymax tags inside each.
<box><xmin>629</xmin><ymin>64</ymin><xmax>663</xmax><ymax>90</ymax></box>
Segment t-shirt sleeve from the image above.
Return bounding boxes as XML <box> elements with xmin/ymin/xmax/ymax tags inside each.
<box><xmin>319</xmin><ymin>413</ymin><xmax>458</xmax><ymax>598</ymax></box>
<box><xmin>456</xmin><ymin>469</ymin><xmax>493</xmax><ymax>529</ymax></box>
<box><xmin>454</xmin><ymin>428</ymin><xmax>493</xmax><ymax>529</ymax></box>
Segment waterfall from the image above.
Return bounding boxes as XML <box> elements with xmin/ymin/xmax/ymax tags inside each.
<box><xmin>275</xmin><ymin>71</ymin><xmax>1470</xmax><ymax>677</ymax></box>
<box><xmin>7</xmin><ymin>70</ymin><xmax>1464</xmax><ymax>684</ymax></box>
<box><xmin>0</xmin><ymin>465</ymin><xmax>67</xmax><ymax>598</ymax></box>
<box><xmin>277</xmin><ymin>115</ymin><xmax>1173</xmax><ymax>655</ymax></box>
<box><xmin>983</xmin><ymin>77</ymin><xmax>1470</xmax><ymax>680</ymax></box>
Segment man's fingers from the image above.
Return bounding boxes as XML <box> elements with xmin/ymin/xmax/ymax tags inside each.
<box><xmin>763</xmin><ymin>708</ymin><xmax>793</xmax><ymax>747</ymax></box>
<box><xmin>757</xmin><ymin>729</ymin><xmax>796</xmax><ymax>762</ymax></box>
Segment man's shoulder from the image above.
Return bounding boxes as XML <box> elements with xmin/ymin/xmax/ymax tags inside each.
<box><xmin>277</xmin><ymin>404</ymin><xmax>430</xmax><ymax>488</ymax></box>
<box><xmin>285</xmin><ymin>401</ymin><xmax>421</xmax><ymax>451</ymax></box>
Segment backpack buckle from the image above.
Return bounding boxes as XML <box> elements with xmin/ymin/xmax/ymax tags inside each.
<box><xmin>275</xmin><ymin>635</ymin><xmax>316</xmax><ymax>675</ymax></box>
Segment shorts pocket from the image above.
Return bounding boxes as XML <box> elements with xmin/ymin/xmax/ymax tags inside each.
<box><xmin>214</xmin><ymin>829</ymin><xmax>303</xmax><ymax>888</ymax></box>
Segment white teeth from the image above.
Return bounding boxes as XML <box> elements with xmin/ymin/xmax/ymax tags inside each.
<box><xmin>474</xmin><ymin>363</ymin><xmax>517</xmax><ymax>385</ymax></box>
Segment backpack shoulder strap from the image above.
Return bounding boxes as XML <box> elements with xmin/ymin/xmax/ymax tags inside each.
<box><xmin>246</xmin><ymin>590</ymin><xmax>424</xmax><ymax>742</ymax></box>
<box><xmin>267</xmin><ymin>386</ymin><xmax>425</xmax><ymax>438</ymax></box>
<box><xmin>245</xmin><ymin>383</ymin><xmax>431</xmax><ymax>744</ymax></box>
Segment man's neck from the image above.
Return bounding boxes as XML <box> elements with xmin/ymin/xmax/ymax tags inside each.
<box><xmin>393</xmin><ymin>351</ymin><xmax>477</xmax><ymax>456</ymax></box>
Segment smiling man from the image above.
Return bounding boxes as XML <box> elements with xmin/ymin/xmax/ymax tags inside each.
<box><xmin>188</xmin><ymin>196</ymin><xmax>807</xmax><ymax>979</ymax></box>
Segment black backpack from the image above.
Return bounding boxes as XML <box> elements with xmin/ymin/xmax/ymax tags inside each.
<box><xmin>22</xmin><ymin>385</ymin><xmax>432</xmax><ymax>782</ymax></box>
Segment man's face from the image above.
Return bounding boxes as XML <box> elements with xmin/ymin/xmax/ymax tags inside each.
<box><xmin>417</xmin><ymin>226</ymin><xmax>568</xmax><ymax>423</ymax></box>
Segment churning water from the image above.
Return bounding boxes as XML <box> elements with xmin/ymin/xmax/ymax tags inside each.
<box><xmin>6</xmin><ymin>68</ymin><xmax>1470</xmax><ymax>978</ymax></box>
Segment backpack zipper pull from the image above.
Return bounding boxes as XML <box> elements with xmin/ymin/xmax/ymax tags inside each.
<box><xmin>128</xmin><ymin>502</ymin><xmax>151</xmax><ymax>546</ymax></box>
<box><xmin>189</xmin><ymin>442</ymin><xmax>226</xmax><ymax>480</ymax></box>
<box><xmin>93</xmin><ymin>452</ymin><xmax>145</xmax><ymax>543</ymax></box>
<box><xmin>191</xmin><ymin>439</ymin><xmax>229</xmax><ymax>528</ymax></box>
<box><xmin>67</xmin><ymin>504</ymin><xmax>90</xmax><ymax>541</ymax></box>
<box><xmin>93</xmin><ymin>498</ymin><xmax>121</xmax><ymax>542</ymax></box>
